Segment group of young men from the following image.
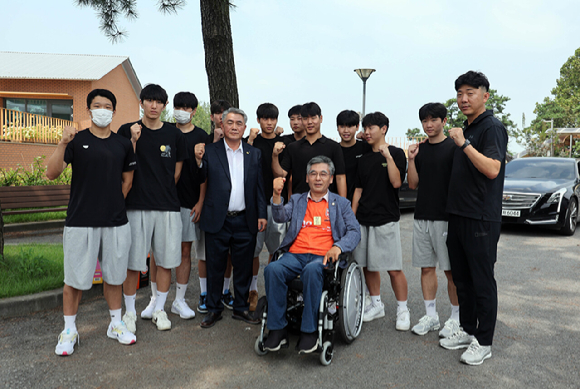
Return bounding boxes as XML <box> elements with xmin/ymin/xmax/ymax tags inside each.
<box><xmin>48</xmin><ymin>70</ymin><xmax>507</xmax><ymax>367</ymax></box>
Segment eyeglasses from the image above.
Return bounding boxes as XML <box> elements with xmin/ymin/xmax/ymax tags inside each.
<box><xmin>308</xmin><ymin>171</ymin><xmax>330</xmax><ymax>179</ymax></box>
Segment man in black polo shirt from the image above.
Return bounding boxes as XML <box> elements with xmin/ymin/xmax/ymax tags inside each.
<box><xmin>280</xmin><ymin>104</ymin><xmax>306</xmax><ymax>145</ymax></box>
<box><xmin>272</xmin><ymin>102</ymin><xmax>346</xmax><ymax>197</ymax></box>
<box><xmin>439</xmin><ymin>71</ymin><xmax>508</xmax><ymax>366</ymax></box>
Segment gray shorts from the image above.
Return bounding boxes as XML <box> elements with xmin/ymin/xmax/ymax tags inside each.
<box><xmin>63</xmin><ymin>223</ymin><xmax>131</xmax><ymax>290</ymax></box>
<box><xmin>180</xmin><ymin>207</ymin><xmax>201</xmax><ymax>242</ymax></box>
<box><xmin>253</xmin><ymin>205</ymin><xmax>288</xmax><ymax>257</ymax></box>
<box><xmin>353</xmin><ymin>222</ymin><xmax>403</xmax><ymax>271</ymax></box>
<box><xmin>412</xmin><ymin>219</ymin><xmax>450</xmax><ymax>271</ymax></box>
<box><xmin>127</xmin><ymin>210</ymin><xmax>182</xmax><ymax>271</ymax></box>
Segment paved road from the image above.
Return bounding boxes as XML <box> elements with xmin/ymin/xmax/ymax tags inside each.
<box><xmin>1</xmin><ymin>211</ymin><xmax>579</xmax><ymax>388</ymax></box>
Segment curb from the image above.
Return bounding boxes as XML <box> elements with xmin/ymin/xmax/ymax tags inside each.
<box><xmin>0</xmin><ymin>283</ymin><xmax>103</xmax><ymax>319</ymax></box>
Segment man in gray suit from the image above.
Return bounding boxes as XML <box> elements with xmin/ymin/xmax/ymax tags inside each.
<box><xmin>263</xmin><ymin>155</ymin><xmax>361</xmax><ymax>354</ymax></box>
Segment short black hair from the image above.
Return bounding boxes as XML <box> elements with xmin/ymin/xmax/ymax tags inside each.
<box><xmin>301</xmin><ymin>102</ymin><xmax>322</xmax><ymax>118</ymax></box>
<box><xmin>210</xmin><ymin>100</ymin><xmax>231</xmax><ymax>115</ymax></box>
<box><xmin>140</xmin><ymin>84</ymin><xmax>168</xmax><ymax>103</ymax></box>
<box><xmin>256</xmin><ymin>103</ymin><xmax>279</xmax><ymax>119</ymax></box>
<box><xmin>336</xmin><ymin>110</ymin><xmax>360</xmax><ymax>127</ymax></box>
<box><xmin>173</xmin><ymin>92</ymin><xmax>198</xmax><ymax>110</ymax></box>
<box><xmin>288</xmin><ymin>104</ymin><xmax>302</xmax><ymax>118</ymax></box>
<box><xmin>418</xmin><ymin>103</ymin><xmax>447</xmax><ymax>121</ymax></box>
<box><xmin>87</xmin><ymin>89</ymin><xmax>117</xmax><ymax>111</ymax></box>
<box><xmin>362</xmin><ymin>112</ymin><xmax>389</xmax><ymax>131</ymax></box>
<box><xmin>455</xmin><ymin>71</ymin><xmax>490</xmax><ymax>92</ymax></box>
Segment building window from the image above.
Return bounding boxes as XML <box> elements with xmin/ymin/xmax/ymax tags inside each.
<box><xmin>4</xmin><ymin>98</ymin><xmax>73</xmax><ymax>121</ymax></box>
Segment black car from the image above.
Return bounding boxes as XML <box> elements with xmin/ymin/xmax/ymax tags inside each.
<box><xmin>501</xmin><ymin>157</ymin><xmax>580</xmax><ymax>235</ymax></box>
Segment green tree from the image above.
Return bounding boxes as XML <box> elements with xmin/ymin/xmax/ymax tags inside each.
<box><xmin>76</xmin><ymin>0</ymin><xmax>239</xmax><ymax>107</ymax></box>
<box><xmin>405</xmin><ymin>128</ymin><xmax>421</xmax><ymax>141</ymax></box>
<box><xmin>158</xmin><ymin>102</ymin><xmax>211</xmax><ymax>134</ymax></box>
<box><xmin>515</xmin><ymin>47</ymin><xmax>580</xmax><ymax>156</ymax></box>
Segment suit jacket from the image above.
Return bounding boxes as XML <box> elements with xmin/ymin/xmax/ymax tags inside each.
<box><xmin>271</xmin><ymin>191</ymin><xmax>361</xmax><ymax>254</ymax></box>
<box><xmin>198</xmin><ymin>138</ymin><xmax>267</xmax><ymax>234</ymax></box>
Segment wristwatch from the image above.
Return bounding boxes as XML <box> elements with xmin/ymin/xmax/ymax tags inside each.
<box><xmin>461</xmin><ymin>139</ymin><xmax>471</xmax><ymax>150</ymax></box>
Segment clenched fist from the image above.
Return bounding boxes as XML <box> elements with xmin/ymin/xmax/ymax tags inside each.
<box><xmin>379</xmin><ymin>143</ymin><xmax>392</xmax><ymax>159</ymax></box>
<box><xmin>194</xmin><ymin>143</ymin><xmax>205</xmax><ymax>166</ymax></box>
<box><xmin>448</xmin><ymin>127</ymin><xmax>465</xmax><ymax>147</ymax></box>
<box><xmin>273</xmin><ymin>141</ymin><xmax>286</xmax><ymax>156</ymax></box>
<box><xmin>407</xmin><ymin>143</ymin><xmax>419</xmax><ymax>160</ymax></box>
<box><xmin>60</xmin><ymin>126</ymin><xmax>78</xmax><ymax>145</ymax></box>
<box><xmin>248</xmin><ymin>127</ymin><xmax>260</xmax><ymax>143</ymax></box>
<box><xmin>130</xmin><ymin>123</ymin><xmax>142</xmax><ymax>144</ymax></box>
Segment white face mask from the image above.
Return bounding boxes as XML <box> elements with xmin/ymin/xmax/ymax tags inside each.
<box><xmin>90</xmin><ymin>109</ymin><xmax>114</xmax><ymax>128</ymax></box>
<box><xmin>173</xmin><ymin>109</ymin><xmax>192</xmax><ymax>124</ymax></box>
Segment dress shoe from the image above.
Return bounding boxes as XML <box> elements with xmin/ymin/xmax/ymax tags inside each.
<box><xmin>232</xmin><ymin>310</ymin><xmax>260</xmax><ymax>325</ymax></box>
<box><xmin>248</xmin><ymin>290</ymin><xmax>259</xmax><ymax>312</ymax></box>
<box><xmin>200</xmin><ymin>312</ymin><xmax>222</xmax><ymax>328</ymax></box>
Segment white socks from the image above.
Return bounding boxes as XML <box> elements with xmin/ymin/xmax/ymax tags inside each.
<box><xmin>124</xmin><ymin>294</ymin><xmax>136</xmax><ymax>314</ymax></box>
<box><xmin>150</xmin><ymin>282</ymin><xmax>158</xmax><ymax>299</ymax></box>
<box><xmin>154</xmin><ymin>291</ymin><xmax>168</xmax><ymax>312</ymax></box>
<box><xmin>397</xmin><ymin>300</ymin><xmax>408</xmax><ymax>313</ymax></box>
<box><xmin>451</xmin><ymin>305</ymin><xmax>460</xmax><ymax>322</ymax></box>
<box><xmin>175</xmin><ymin>283</ymin><xmax>187</xmax><ymax>301</ymax></box>
<box><xmin>223</xmin><ymin>277</ymin><xmax>231</xmax><ymax>293</ymax></box>
<box><xmin>250</xmin><ymin>276</ymin><xmax>258</xmax><ymax>292</ymax></box>
<box><xmin>109</xmin><ymin>309</ymin><xmax>122</xmax><ymax>325</ymax></box>
<box><xmin>370</xmin><ymin>295</ymin><xmax>381</xmax><ymax>306</ymax></box>
<box><xmin>199</xmin><ymin>278</ymin><xmax>207</xmax><ymax>294</ymax></box>
<box><xmin>425</xmin><ymin>299</ymin><xmax>437</xmax><ymax>317</ymax></box>
<box><xmin>64</xmin><ymin>315</ymin><xmax>77</xmax><ymax>332</ymax></box>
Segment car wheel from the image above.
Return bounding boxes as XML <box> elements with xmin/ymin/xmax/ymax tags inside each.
<box><xmin>559</xmin><ymin>197</ymin><xmax>578</xmax><ymax>236</ymax></box>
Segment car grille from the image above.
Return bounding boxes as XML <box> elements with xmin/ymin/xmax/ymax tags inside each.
<box><xmin>502</xmin><ymin>192</ymin><xmax>542</xmax><ymax>209</ymax></box>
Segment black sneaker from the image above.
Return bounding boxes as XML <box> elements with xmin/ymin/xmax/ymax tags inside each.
<box><xmin>264</xmin><ymin>329</ymin><xmax>288</xmax><ymax>352</ymax></box>
<box><xmin>221</xmin><ymin>289</ymin><xmax>234</xmax><ymax>310</ymax></box>
<box><xmin>298</xmin><ymin>331</ymin><xmax>319</xmax><ymax>354</ymax></box>
<box><xmin>197</xmin><ymin>293</ymin><xmax>208</xmax><ymax>314</ymax></box>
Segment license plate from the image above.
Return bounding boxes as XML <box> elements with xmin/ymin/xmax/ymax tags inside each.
<box><xmin>502</xmin><ymin>209</ymin><xmax>521</xmax><ymax>217</ymax></box>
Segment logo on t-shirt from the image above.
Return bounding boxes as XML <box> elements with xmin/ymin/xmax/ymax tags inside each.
<box><xmin>83</xmin><ymin>145</ymin><xmax>89</xmax><ymax>149</ymax></box>
<box><xmin>382</xmin><ymin>162</ymin><xmax>388</xmax><ymax>167</ymax></box>
<box><xmin>160</xmin><ymin>145</ymin><xmax>172</xmax><ymax>158</ymax></box>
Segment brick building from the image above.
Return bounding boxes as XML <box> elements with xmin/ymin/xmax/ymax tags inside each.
<box><xmin>0</xmin><ymin>52</ymin><xmax>142</xmax><ymax>170</ymax></box>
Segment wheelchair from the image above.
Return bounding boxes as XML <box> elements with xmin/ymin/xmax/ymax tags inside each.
<box><xmin>254</xmin><ymin>250</ymin><xmax>365</xmax><ymax>366</ymax></box>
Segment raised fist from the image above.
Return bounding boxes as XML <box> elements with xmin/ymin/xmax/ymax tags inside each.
<box><xmin>408</xmin><ymin>143</ymin><xmax>419</xmax><ymax>160</ymax></box>
<box><xmin>273</xmin><ymin>177</ymin><xmax>286</xmax><ymax>196</ymax></box>
<box><xmin>379</xmin><ymin>143</ymin><xmax>391</xmax><ymax>159</ymax></box>
<box><xmin>273</xmin><ymin>141</ymin><xmax>286</xmax><ymax>156</ymax></box>
<box><xmin>194</xmin><ymin>143</ymin><xmax>205</xmax><ymax>164</ymax></box>
<box><xmin>130</xmin><ymin>123</ymin><xmax>142</xmax><ymax>143</ymax></box>
<box><xmin>60</xmin><ymin>126</ymin><xmax>78</xmax><ymax>145</ymax></box>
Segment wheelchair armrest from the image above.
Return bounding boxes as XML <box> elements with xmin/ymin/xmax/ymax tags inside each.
<box><xmin>271</xmin><ymin>249</ymin><xmax>287</xmax><ymax>262</ymax></box>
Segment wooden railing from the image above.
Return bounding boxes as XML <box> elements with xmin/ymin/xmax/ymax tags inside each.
<box><xmin>0</xmin><ymin>108</ymin><xmax>77</xmax><ymax>144</ymax></box>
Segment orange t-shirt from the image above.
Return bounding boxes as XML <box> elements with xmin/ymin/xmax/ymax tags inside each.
<box><xmin>289</xmin><ymin>198</ymin><xmax>333</xmax><ymax>256</ymax></box>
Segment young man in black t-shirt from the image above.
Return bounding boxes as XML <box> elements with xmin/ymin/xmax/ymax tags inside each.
<box><xmin>272</xmin><ymin>102</ymin><xmax>346</xmax><ymax>197</ymax></box>
<box><xmin>407</xmin><ymin>103</ymin><xmax>459</xmax><ymax>338</ymax></box>
<box><xmin>117</xmin><ymin>84</ymin><xmax>188</xmax><ymax>333</ymax></box>
<box><xmin>336</xmin><ymin>109</ymin><xmax>370</xmax><ymax>202</ymax></box>
<box><xmin>351</xmin><ymin>112</ymin><xmax>410</xmax><ymax>330</ymax></box>
<box><xmin>144</xmin><ymin>92</ymin><xmax>210</xmax><ymax>321</ymax></box>
<box><xmin>47</xmin><ymin>89</ymin><xmax>137</xmax><ymax>355</ymax></box>
<box><xmin>439</xmin><ymin>71</ymin><xmax>508</xmax><ymax>366</ymax></box>
<box><xmin>245</xmin><ymin>103</ymin><xmax>288</xmax><ymax>311</ymax></box>
<box><xmin>280</xmin><ymin>104</ymin><xmax>306</xmax><ymax>144</ymax></box>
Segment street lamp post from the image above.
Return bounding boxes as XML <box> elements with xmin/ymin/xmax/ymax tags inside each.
<box><xmin>354</xmin><ymin>69</ymin><xmax>376</xmax><ymax>117</ymax></box>
<box><xmin>543</xmin><ymin>119</ymin><xmax>554</xmax><ymax>156</ymax></box>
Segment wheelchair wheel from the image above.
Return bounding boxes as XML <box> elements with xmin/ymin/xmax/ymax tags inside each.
<box><xmin>337</xmin><ymin>258</ymin><xmax>365</xmax><ymax>344</ymax></box>
<box><xmin>254</xmin><ymin>337</ymin><xmax>268</xmax><ymax>356</ymax></box>
<box><xmin>319</xmin><ymin>341</ymin><xmax>333</xmax><ymax>366</ymax></box>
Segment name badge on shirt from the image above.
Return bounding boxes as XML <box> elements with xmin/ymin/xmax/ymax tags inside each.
<box><xmin>313</xmin><ymin>216</ymin><xmax>322</xmax><ymax>226</ymax></box>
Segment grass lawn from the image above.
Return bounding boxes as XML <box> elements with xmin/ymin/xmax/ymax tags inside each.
<box><xmin>0</xmin><ymin>244</ymin><xmax>64</xmax><ymax>298</ymax></box>
<box><xmin>3</xmin><ymin>210</ymin><xmax>67</xmax><ymax>224</ymax></box>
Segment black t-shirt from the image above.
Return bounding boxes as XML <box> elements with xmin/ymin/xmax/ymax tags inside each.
<box><xmin>280</xmin><ymin>133</ymin><xmax>301</xmax><ymax>145</ymax></box>
<box><xmin>413</xmin><ymin>137</ymin><xmax>456</xmax><ymax>221</ymax></box>
<box><xmin>341</xmin><ymin>141</ymin><xmax>371</xmax><ymax>202</ymax></box>
<box><xmin>118</xmin><ymin>121</ymin><xmax>188</xmax><ymax>212</ymax></box>
<box><xmin>248</xmin><ymin>134</ymin><xmax>283</xmax><ymax>200</ymax></box>
<box><xmin>64</xmin><ymin>129</ymin><xmax>136</xmax><ymax>227</ymax></box>
<box><xmin>355</xmin><ymin>146</ymin><xmax>406</xmax><ymax>226</ymax></box>
<box><xmin>177</xmin><ymin>126</ymin><xmax>211</xmax><ymax>209</ymax></box>
<box><xmin>280</xmin><ymin>135</ymin><xmax>346</xmax><ymax>195</ymax></box>
<box><xmin>446</xmin><ymin>110</ymin><xmax>508</xmax><ymax>222</ymax></box>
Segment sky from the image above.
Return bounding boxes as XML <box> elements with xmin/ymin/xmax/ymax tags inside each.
<box><xmin>2</xmin><ymin>0</ymin><xmax>580</xmax><ymax>151</ymax></box>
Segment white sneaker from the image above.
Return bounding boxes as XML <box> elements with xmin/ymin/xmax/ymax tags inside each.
<box><xmin>140</xmin><ymin>297</ymin><xmax>156</xmax><ymax>320</ymax></box>
<box><xmin>363</xmin><ymin>301</ymin><xmax>385</xmax><ymax>322</ymax></box>
<box><xmin>411</xmin><ymin>314</ymin><xmax>440</xmax><ymax>335</ymax></box>
<box><xmin>55</xmin><ymin>329</ymin><xmax>79</xmax><ymax>356</ymax></box>
<box><xmin>171</xmin><ymin>299</ymin><xmax>196</xmax><ymax>319</ymax></box>
<box><xmin>439</xmin><ymin>329</ymin><xmax>474</xmax><ymax>350</ymax></box>
<box><xmin>152</xmin><ymin>310</ymin><xmax>172</xmax><ymax>331</ymax></box>
<box><xmin>439</xmin><ymin>318</ymin><xmax>460</xmax><ymax>338</ymax></box>
<box><xmin>107</xmin><ymin>321</ymin><xmax>137</xmax><ymax>345</ymax></box>
<box><xmin>122</xmin><ymin>311</ymin><xmax>137</xmax><ymax>334</ymax></box>
<box><xmin>460</xmin><ymin>338</ymin><xmax>492</xmax><ymax>365</ymax></box>
<box><xmin>396</xmin><ymin>308</ymin><xmax>411</xmax><ymax>331</ymax></box>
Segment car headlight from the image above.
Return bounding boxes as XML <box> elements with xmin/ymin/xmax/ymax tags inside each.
<box><xmin>547</xmin><ymin>188</ymin><xmax>567</xmax><ymax>203</ymax></box>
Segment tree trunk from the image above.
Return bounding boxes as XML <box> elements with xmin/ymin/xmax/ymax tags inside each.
<box><xmin>200</xmin><ymin>0</ymin><xmax>239</xmax><ymax>108</ymax></box>
<box><xmin>0</xmin><ymin>204</ymin><xmax>4</xmax><ymax>259</ymax></box>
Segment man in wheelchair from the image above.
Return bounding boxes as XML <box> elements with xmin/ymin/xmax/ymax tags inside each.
<box><xmin>263</xmin><ymin>155</ymin><xmax>361</xmax><ymax>354</ymax></box>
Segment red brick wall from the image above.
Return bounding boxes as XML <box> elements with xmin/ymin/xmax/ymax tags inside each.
<box><xmin>0</xmin><ymin>142</ymin><xmax>57</xmax><ymax>171</ymax></box>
